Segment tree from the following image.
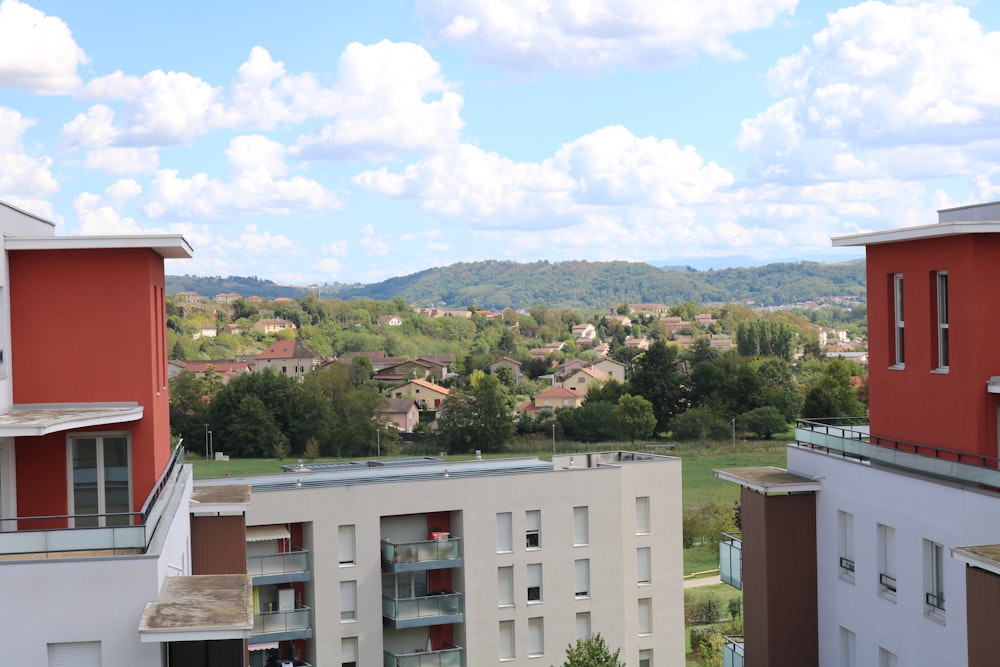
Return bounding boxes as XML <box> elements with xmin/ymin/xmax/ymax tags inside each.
<box><xmin>555</xmin><ymin>633</ymin><xmax>624</xmax><ymax>667</ymax></box>
<box><xmin>739</xmin><ymin>406</ymin><xmax>787</xmax><ymax>439</ymax></box>
<box><xmin>626</xmin><ymin>340</ymin><xmax>689</xmax><ymax>433</ymax></box>
<box><xmin>613</xmin><ymin>394</ymin><xmax>656</xmax><ymax>443</ymax></box>
<box><xmin>437</xmin><ymin>375</ymin><xmax>515</xmax><ymax>453</ymax></box>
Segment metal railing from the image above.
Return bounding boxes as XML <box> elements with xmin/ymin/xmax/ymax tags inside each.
<box><xmin>719</xmin><ymin>532</ymin><xmax>742</xmax><ymax>590</ymax></box>
<box><xmin>0</xmin><ymin>444</ymin><xmax>186</xmax><ymax>556</ymax></box>
<box><xmin>722</xmin><ymin>635</ymin><xmax>744</xmax><ymax>667</ymax></box>
<box><xmin>252</xmin><ymin>606</ymin><xmax>312</xmax><ymax>636</ymax></box>
<box><xmin>246</xmin><ymin>549</ymin><xmax>309</xmax><ymax>577</ymax></box>
<box><xmin>384</xmin><ymin>643</ymin><xmax>462</xmax><ymax>667</ymax></box>
<box><xmin>382</xmin><ymin>537</ymin><xmax>461</xmax><ymax>565</ymax></box>
<box><xmin>383</xmin><ymin>592</ymin><xmax>462</xmax><ymax>622</ymax></box>
<box><xmin>795</xmin><ymin>419</ymin><xmax>1000</xmax><ymax>489</ymax></box>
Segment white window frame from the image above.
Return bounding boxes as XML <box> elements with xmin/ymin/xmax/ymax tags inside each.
<box><xmin>499</xmin><ymin>620</ymin><xmax>515</xmax><ymax>661</ymax></box>
<box><xmin>526</xmin><ymin>509</ymin><xmax>541</xmax><ymax>549</ymax></box>
<box><xmin>527</xmin><ymin>563</ymin><xmax>542</xmax><ymax>603</ymax></box>
<box><xmin>341</xmin><ymin>637</ymin><xmax>358</xmax><ymax>667</ymax></box>
<box><xmin>575</xmin><ymin>559</ymin><xmax>590</xmax><ymax>598</ymax></box>
<box><xmin>840</xmin><ymin>627</ymin><xmax>856</xmax><ymax>667</ymax></box>
<box><xmin>936</xmin><ymin>271</ymin><xmax>949</xmax><ymax>371</ymax></box>
<box><xmin>877</xmin><ymin>523</ymin><xmax>896</xmax><ymax>601</ymax></box>
<box><xmin>497</xmin><ymin>512</ymin><xmax>513</xmax><ymax>553</ymax></box>
<box><xmin>639</xmin><ymin>649</ymin><xmax>652</xmax><ymax>667</ymax></box>
<box><xmin>340</xmin><ymin>580</ymin><xmax>357</xmax><ymax>621</ymax></box>
<box><xmin>637</xmin><ymin>546</ymin><xmax>651</xmax><ymax>584</ymax></box>
<box><xmin>892</xmin><ymin>273</ymin><xmax>905</xmax><ymax>368</ymax></box>
<box><xmin>67</xmin><ymin>433</ymin><xmax>132</xmax><ymax>528</ymax></box>
<box><xmin>498</xmin><ymin>566</ymin><xmax>514</xmax><ymax>607</ymax></box>
<box><xmin>575</xmin><ymin>612</ymin><xmax>591</xmax><ymax>641</ymax></box>
<box><xmin>528</xmin><ymin>616</ymin><xmax>544</xmax><ymax>657</ymax></box>
<box><xmin>878</xmin><ymin>647</ymin><xmax>897</xmax><ymax>667</ymax></box>
<box><xmin>838</xmin><ymin>510</ymin><xmax>855</xmax><ymax>583</ymax></box>
<box><xmin>573</xmin><ymin>506</ymin><xmax>589</xmax><ymax>546</ymax></box>
<box><xmin>338</xmin><ymin>524</ymin><xmax>356</xmax><ymax>566</ymax></box>
<box><xmin>924</xmin><ymin>539</ymin><xmax>945</xmax><ymax>619</ymax></box>
<box><xmin>638</xmin><ymin>597</ymin><xmax>652</xmax><ymax>635</ymax></box>
<box><xmin>636</xmin><ymin>496</ymin><xmax>651</xmax><ymax>535</ymax></box>
<box><xmin>48</xmin><ymin>641</ymin><xmax>101</xmax><ymax>667</ymax></box>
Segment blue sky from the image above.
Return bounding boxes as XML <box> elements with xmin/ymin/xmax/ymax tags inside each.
<box><xmin>2</xmin><ymin>1</ymin><xmax>999</xmax><ymax>284</ymax></box>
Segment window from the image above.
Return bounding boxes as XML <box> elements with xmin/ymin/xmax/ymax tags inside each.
<box><xmin>840</xmin><ymin>627</ymin><xmax>856</xmax><ymax>667</ymax></box>
<box><xmin>576</xmin><ymin>612</ymin><xmax>591</xmax><ymax>641</ymax></box>
<box><xmin>638</xmin><ymin>598</ymin><xmax>652</xmax><ymax>635</ymax></box>
<box><xmin>69</xmin><ymin>435</ymin><xmax>130</xmax><ymax>527</ymax></box>
<box><xmin>877</xmin><ymin>524</ymin><xmax>896</xmax><ymax>600</ymax></box>
<box><xmin>498</xmin><ymin>566</ymin><xmax>514</xmax><ymax>607</ymax></box>
<box><xmin>48</xmin><ymin>641</ymin><xmax>101</xmax><ymax>667</ymax></box>
<box><xmin>878</xmin><ymin>647</ymin><xmax>897</xmax><ymax>667</ymax></box>
<box><xmin>639</xmin><ymin>649</ymin><xmax>652</xmax><ymax>667</ymax></box>
<box><xmin>340</xmin><ymin>580</ymin><xmax>357</xmax><ymax>621</ymax></box>
<box><xmin>497</xmin><ymin>512</ymin><xmax>513</xmax><ymax>553</ymax></box>
<box><xmin>528</xmin><ymin>617</ymin><xmax>544</xmax><ymax>657</ymax></box>
<box><xmin>527</xmin><ymin>563</ymin><xmax>543</xmax><ymax>602</ymax></box>
<box><xmin>339</xmin><ymin>524</ymin><xmax>356</xmax><ymax>565</ymax></box>
<box><xmin>573</xmin><ymin>506</ymin><xmax>589</xmax><ymax>546</ymax></box>
<box><xmin>575</xmin><ymin>559</ymin><xmax>590</xmax><ymax>598</ymax></box>
<box><xmin>838</xmin><ymin>510</ymin><xmax>855</xmax><ymax>583</ymax></box>
<box><xmin>924</xmin><ymin>540</ymin><xmax>945</xmax><ymax>617</ymax></box>
<box><xmin>526</xmin><ymin>509</ymin><xmax>541</xmax><ymax>548</ymax></box>
<box><xmin>636</xmin><ymin>496</ymin><xmax>650</xmax><ymax>534</ymax></box>
<box><xmin>499</xmin><ymin>620</ymin><xmax>515</xmax><ymax>661</ymax></box>
<box><xmin>342</xmin><ymin>637</ymin><xmax>358</xmax><ymax>667</ymax></box>
<box><xmin>935</xmin><ymin>271</ymin><xmax>949</xmax><ymax>370</ymax></box>
<box><xmin>892</xmin><ymin>273</ymin><xmax>905</xmax><ymax>367</ymax></box>
<box><xmin>637</xmin><ymin>547</ymin><xmax>651</xmax><ymax>584</ymax></box>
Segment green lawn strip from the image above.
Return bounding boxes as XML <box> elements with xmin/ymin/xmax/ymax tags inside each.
<box><xmin>683</xmin><ymin>544</ymin><xmax>720</xmax><ymax>577</ymax></box>
<box><xmin>676</xmin><ymin>440</ymin><xmax>788</xmax><ymax>510</ymax></box>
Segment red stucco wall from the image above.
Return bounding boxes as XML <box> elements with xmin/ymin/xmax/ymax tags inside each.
<box><xmin>9</xmin><ymin>248</ymin><xmax>171</xmax><ymax>517</ymax></box>
<box><xmin>866</xmin><ymin>234</ymin><xmax>1000</xmax><ymax>458</ymax></box>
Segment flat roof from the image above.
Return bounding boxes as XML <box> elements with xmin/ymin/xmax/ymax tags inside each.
<box><xmin>713</xmin><ymin>466</ymin><xmax>821</xmax><ymax>495</ymax></box>
<box><xmin>5</xmin><ymin>234</ymin><xmax>193</xmax><ymax>259</ymax></box>
<box><xmin>138</xmin><ymin>574</ymin><xmax>253</xmax><ymax>643</ymax></box>
<box><xmin>951</xmin><ymin>545</ymin><xmax>1000</xmax><ymax>577</ymax></box>
<box><xmin>832</xmin><ymin>200</ymin><xmax>1000</xmax><ymax>247</ymax></box>
<box><xmin>0</xmin><ymin>403</ymin><xmax>143</xmax><ymax>436</ymax></box>
<box><xmin>190</xmin><ymin>485</ymin><xmax>251</xmax><ymax>515</ymax></box>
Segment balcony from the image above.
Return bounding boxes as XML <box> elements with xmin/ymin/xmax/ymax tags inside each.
<box><xmin>382</xmin><ymin>537</ymin><xmax>462</xmax><ymax>573</ymax></box>
<box><xmin>719</xmin><ymin>532</ymin><xmax>742</xmax><ymax>590</ymax></box>
<box><xmin>722</xmin><ymin>635</ymin><xmax>744</xmax><ymax>667</ymax></box>
<box><xmin>0</xmin><ymin>444</ymin><xmax>186</xmax><ymax>557</ymax></box>
<box><xmin>384</xmin><ymin>644</ymin><xmax>463</xmax><ymax>667</ymax></box>
<box><xmin>795</xmin><ymin>419</ymin><xmax>1000</xmax><ymax>489</ymax></box>
<box><xmin>382</xmin><ymin>592</ymin><xmax>463</xmax><ymax>629</ymax></box>
<box><xmin>246</xmin><ymin>549</ymin><xmax>310</xmax><ymax>585</ymax></box>
<box><xmin>251</xmin><ymin>606</ymin><xmax>312</xmax><ymax>643</ymax></box>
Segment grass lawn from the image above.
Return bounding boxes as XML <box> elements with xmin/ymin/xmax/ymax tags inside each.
<box><xmin>683</xmin><ymin>543</ymin><xmax>720</xmax><ymax>577</ymax></box>
<box><xmin>675</xmin><ymin>439</ymin><xmax>788</xmax><ymax>510</ymax></box>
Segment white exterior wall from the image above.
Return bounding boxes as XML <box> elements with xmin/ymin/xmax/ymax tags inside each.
<box><xmin>788</xmin><ymin>445</ymin><xmax>1000</xmax><ymax>667</ymax></box>
<box><xmin>0</xmin><ymin>468</ymin><xmax>193</xmax><ymax>666</ymax></box>
<box><xmin>243</xmin><ymin>456</ymin><xmax>683</xmax><ymax>667</ymax></box>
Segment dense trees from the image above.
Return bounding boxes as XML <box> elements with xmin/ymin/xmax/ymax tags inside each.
<box><xmin>626</xmin><ymin>341</ymin><xmax>689</xmax><ymax>434</ymax></box>
<box><xmin>436</xmin><ymin>375</ymin><xmax>515</xmax><ymax>454</ymax></box>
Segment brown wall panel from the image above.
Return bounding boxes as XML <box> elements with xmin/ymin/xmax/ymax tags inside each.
<box><xmin>191</xmin><ymin>514</ymin><xmax>247</xmax><ymax>575</ymax></box>
<box><xmin>967</xmin><ymin>567</ymin><xmax>1000</xmax><ymax>667</ymax></box>
<box><xmin>741</xmin><ymin>487</ymin><xmax>818</xmax><ymax>667</ymax></box>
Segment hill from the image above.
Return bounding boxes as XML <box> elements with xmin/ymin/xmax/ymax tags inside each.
<box><xmin>168</xmin><ymin>259</ymin><xmax>866</xmax><ymax>312</ymax></box>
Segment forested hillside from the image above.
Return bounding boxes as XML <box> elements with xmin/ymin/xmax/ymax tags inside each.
<box><xmin>168</xmin><ymin>259</ymin><xmax>866</xmax><ymax>312</ymax></box>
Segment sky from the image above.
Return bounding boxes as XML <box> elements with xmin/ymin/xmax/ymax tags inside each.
<box><xmin>2</xmin><ymin>1</ymin><xmax>1000</xmax><ymax>285</ymax></box>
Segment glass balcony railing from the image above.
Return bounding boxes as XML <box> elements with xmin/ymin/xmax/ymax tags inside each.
<box><xmin>723</xmin><ymin>635</ymin><xmax>744</xmax><ymax>667</ymax></box>
<box><xmin>383</xmin><ymin>592</ymin><xmax>463</xmax><ymax>626</ymax></box>
<box><xmin>795</xmin><ymin>419</ymin><xmax>1000</xmax><ymax>489</ymax></box>
<box><xmin>0</xmin><ymin>444</ymin><xmax>185</xmax><ymax>557</ymax></box>
<box><xmin>246</xmin><ymin>549</ymin><xmax>309</xmax><ymax>578</ymax></box>
<box><xmin>384</xmin><ymin>644</ymin><xmax>463</xmax><ymax>667</ymax></box>
<box><xmin>720</xmin><ymin>532</ymin><xmax>742</xmax><ymax>590</ymax></box>
<box><xmin>252</xmin><ymin>606</ymin><xmax>312</xmax><ymax>637</ymax></box>
<box><xmin>382</xmin><ymin>537</ymin><xmax>462</xmax><ymax>570</ymax></box>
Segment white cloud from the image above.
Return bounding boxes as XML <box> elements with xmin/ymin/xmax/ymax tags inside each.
<box><xmin>0</xmin><ymin>0</ymin><xmax>87</xmax><ymax>94</ymax></box>
<box><xmin>225</xmin><ymin>223</ymin><xmax>295</xmax><ymax>254</ymax></box>
<box><xmin>143</xmin><ymin>135</ymin><xmax>341</xmax><ymax>220</ymax></box>
<box><xmin>353</xmin><ymin>126</ymin><xmax>732</xmax><ymax>229</ymax></box>
<box><xmin>291</xmin><ymin>40</ymin><xmax>464</xmax><ymax>159</ymax></box>
<box><xmin>0</xmin><ymin>107</ymin><xmax>59</xmax><ymax>207</ymax></box>
<box><xmin>324</xmin><ymin>240</ymin><xmax>348</xmax><ymax>257</ymax></box>
<box><xmin>315</xmin><ymin>257</ymin><xmax>343</xmax><ymax>275</ymax></box>
<box><xmin>358</xmin><ymin>224</ymin><xmax>389</xmax><ymax>255</ymax></box>
<box><xmin>415</xmin><ymin>0</ymin><xmax>798</xmax><ymax>73</ymax></box>
<box><xmin>84</xmin><ymin>147</ymin><xmax>160</xmax><ymax>175</ymax></box>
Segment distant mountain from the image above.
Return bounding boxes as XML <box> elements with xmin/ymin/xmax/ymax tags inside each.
<box><xmin>168</xmin><ymin>259</ymin><xmax>866</xmax><ymax>312</ymax></box>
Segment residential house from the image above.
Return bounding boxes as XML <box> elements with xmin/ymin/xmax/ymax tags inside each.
<box><xmin>714</xmin><ymin>200</ymin><xmax>1000</xmax><ymax>667</ymax></box>
<box><xmin>214</xmin><ymin>292</ymin><xmax>242</xmax><ymax>304</ymax></box>
<box><xmin>518</xmin><ymin>386</ymin><xmax>586</xmax><ymax>414</ymax></box>
<box><xmin>489</xmin><ymin>357</ymin><xmax>523</xmax><ymax>384</ymax></box>
<box><xmin>572</xmin><ymin>323</ymin><xmax>597</xmax><ymax>343</ymax></box>
<box><xmin>174</xmin><ymin>290</ymin><xmax>203</xmax><ymax>303</ymax></box>
<box><xmin>381</xmin><ymin>398</ymin><xmax>421</xmax><ymax>434</ymax></box>
<box><xmin>392</xmin><ymin>378</ymin><xmax>451</xmax><ymax>410</ymax></box>
<box><xmin>659</xmin><ymin>316</ymin><xmax>691</xmax><ymax>332</ymax></box>
<box><xmin>607</xmin><ymin>315</ymin><xmax>633</xmax><ymax>329</ymax></box>
<box><xmin>253</xmin><ymin>318</ymin><xmax>297</xmax><ymax>335</ymax></box>
<box><xmin>0</xmin><ymin>199</ymin><xmax>251</xmax><ymax>666</ymax></box>
<box><xmin>559</xmin><ymin>367</ymin><xmax>610</xmax><ymax>394</ymax></box>
<box><xmin>592</xmin><ymin>342</ymin><xmax>610</xmax><ymax>358</ymax></box>
<box><xmin>255</xmin><ymin>339</ymin><xmax>321</xmax><ymax>379</ymax></box>
<box><xmin>623</xmin><ymin>336</ymin><xmax>649</xmax><ymax>351</ymax></box>
<box><xmin>192</xmin><ymin>324</ymin><xmax>218</xmax><ymax>340</ymax></box>
<box><xmin>179</xmin><ymin>360</ymin><xmax>254</xmax><ymax>384</ymax></box>
<box><xmin>591</xmin><ymin>358</ymin><xmax>627</xmax><ymax>383</ymax></box>
<box><xmin>378</xmin><ymin>315</ymin><xmax>403</xmax><ymax>326</ymax></box>
<box><xmin>693</xmin><ymin>313</ymin><xmax>717</xmax><ymax>329</ymax></box>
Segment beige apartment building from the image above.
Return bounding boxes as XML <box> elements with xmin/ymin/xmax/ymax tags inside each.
<box><xmin>199</xmin><ymin>451</ymin><xmax>683</xmax><ymax>667</ymax></box>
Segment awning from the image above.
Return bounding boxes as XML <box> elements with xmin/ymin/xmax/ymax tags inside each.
<box><xmin>138</xmin><ymin>574</ymin><xmax>253</xmax><ymax>643</ymax></box>
<box><xmin>250</xmin><ymin>642</ymin><xmax>280</xmax><ymax>652</ymax></box>
<box><xmin>0</xmin><ymin>403</ymin><xmax>143</xmax><ymax>437</ymax></box>
<box><xmin>246</xmin><ymin>525</ymin><xmax>290</xmax><ymax>542</ymax></box>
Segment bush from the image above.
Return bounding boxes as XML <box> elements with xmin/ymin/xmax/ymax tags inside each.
<box><xmin>738</xmin><ymin>405</ymin><xmax>787</xmax><ymax>439</ymax></box>
<box><xmin>685</xmin><ymin>591</ymin><xmax>722</xmax><ymax>624</ymax></box>
<box><xmin>689</xmin><ymin>625</ymin><xmax>721</xmax><ymax>654</ymax></box>
<box><xmin>671</xmin><ymin>407</ymin><xmax>731</xmax><ymax>441</ymax></box>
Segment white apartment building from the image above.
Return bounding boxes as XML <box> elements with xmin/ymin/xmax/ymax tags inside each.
<box><xmin>199</xmin><ymin>451</ymin><xmax>684</xmax><ymax>667</ymax></box>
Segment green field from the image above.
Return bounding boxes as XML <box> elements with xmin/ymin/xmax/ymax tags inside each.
<box><xmin>676</xmin><ymin>440</ymin><xmax>788</xmax><ymax>510</ymax></box>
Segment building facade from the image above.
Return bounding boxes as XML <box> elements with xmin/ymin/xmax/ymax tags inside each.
<box><xmin>200</xmin><ymin>450</ymin><xmax>684</xmax><ymax>667</ymax></box>
<box><xmin>717</xmin><ymin>200</ymin><xmax>1000</xmax><ymax>666</ymax></box>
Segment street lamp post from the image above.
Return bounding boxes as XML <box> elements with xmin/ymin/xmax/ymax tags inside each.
<box><xmin>552</xmin><ymin>422</ymin><xmax>556</xmax><ymax>456</ymax></box>
<box><xmin>204</xmin><ymin>423</ymin><xmax>209</xmax><ymax>460</ymax></box>
<box><xmin>732</xmin><ymin>418</ymin><xmax>736</xmax><ymax>446</ymax></box>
